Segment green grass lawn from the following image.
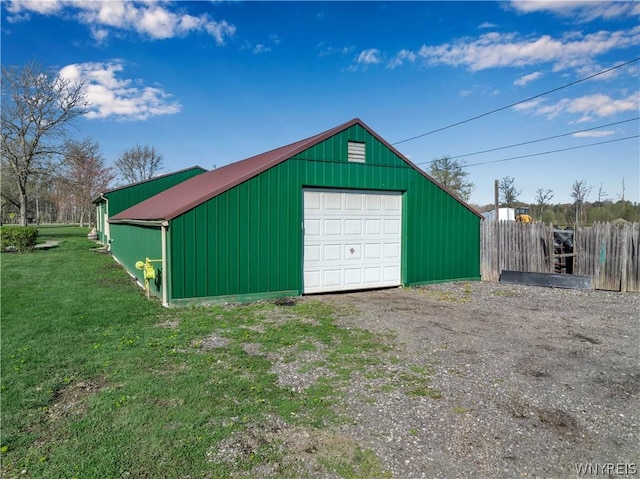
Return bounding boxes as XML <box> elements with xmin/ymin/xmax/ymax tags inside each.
<box><xmin>1</xmin><ymin>226</ymin><xmax>392</xmax><ymax>478</ymax></box>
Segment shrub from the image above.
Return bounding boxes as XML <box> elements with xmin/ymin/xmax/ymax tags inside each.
<box><xmin>0</xmin><ymin>226</ymin><xmax>39</xmax><ymax>252</ymax></box>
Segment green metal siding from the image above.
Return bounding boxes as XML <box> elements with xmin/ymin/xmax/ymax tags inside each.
<box><xmin>95</xmin><ymin>201</ymin><xmax>106</xmax><ymax>244</ymax></box>
<box><xmin>110</xmin><ymin>223</ymin><xmax>163</xmax><ymax>297</ymax></box>
<box><xmin>107</xmin><ymin>168</ymin><xmax>205</xmax><ymax>218</ymax></box>
<box><xmin>95</xmin><ymin>168</ymin><xmax>204</xmax><ymax>243</ymax></box>
<box><xmin>168</xmin><ymin>125</ymin><xmax>480</xmax><ymax>302</ymax></box>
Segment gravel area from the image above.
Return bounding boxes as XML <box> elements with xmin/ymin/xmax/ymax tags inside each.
<box><xmin>261</xmin><ymin>281</ymin><xmax>639</xmax><ymax>478</ymax></box>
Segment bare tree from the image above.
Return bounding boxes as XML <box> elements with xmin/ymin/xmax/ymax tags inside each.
<box><xmin>1</xmin><ymin>62</ymin><xmax>89</xmax><ymax>226</ymax></box>
<box><xmin>58</xmin><ymin>139</ymin><xmax>115</xmax><ymax>227</ymax></box>
<box><xmin>570</xmin><ymin>180</ymin><xmax>593</xmax><ymax>226</ymax></box>
<box><xmin>498</xmin><ymin>176</ymin><xmax>522</xmax><ymax>207</ymax></box>
<box><xmin>595</xmin><ymin>183</ymin><xmax>607</xmax><ymax>206</ymax></box>
<box><xmin>534</xmin><ymin>188</ymin><xmax>554</xmax><ymax>220</ymax></box>
<box><xmin>114</xmin><ymin>145</ymin><xmax>164</xmax><ymax>184</ymax></box>
<box><xmin>617</xmin><ymin>177</ymin><xmax>626</xmax><ymax>201</ymax></box>
<box><xmin>428</xmin><ymin>156</ymin><xmax>474</xmax><ymax>202</ymax></box>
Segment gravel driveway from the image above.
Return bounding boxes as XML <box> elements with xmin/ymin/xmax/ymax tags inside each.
<box><xmin>316</xmin><ymin>282</ymin><xmax>639</xmax><ymax>478</ymax></box>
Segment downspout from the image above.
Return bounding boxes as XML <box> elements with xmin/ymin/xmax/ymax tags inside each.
<box><xmin>161</xmin><ymin>221</ymin><xmax>169</xmax><ymax>307</ymax></box>
<box><xmin>100</xmin><ymin>194</ymin><xmax>110</xmax><ymax>247</ymax></box>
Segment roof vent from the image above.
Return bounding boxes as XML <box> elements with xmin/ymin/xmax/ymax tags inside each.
<box><xmin>347</xmin><ymin>141</ymin><xmax>365</xmax><ymax>163</ymax></box>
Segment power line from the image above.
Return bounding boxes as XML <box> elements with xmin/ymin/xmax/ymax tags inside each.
<box><xmin>391</xmin><ymin>57</ymin><xmax>640</xmax><ymax>146</ymax></box>
<box><xmin>461</xmin><ymin>135</ymin><xmax>639</xmax><ymax>168</ymax></box>
<box><xmin>413</xmin><ymin>117</ymin><xmax>640</xmax><ymax>166</ymax></box>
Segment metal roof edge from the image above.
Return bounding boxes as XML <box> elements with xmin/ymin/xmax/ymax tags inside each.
<box><xmin>356</xmin><ymin>119</ymin><xmax>483</xmax><ymax>219</ymax></box>
<box><xmin>92</xmin><ymin>165</ymin><xmax>208</xmax><ymax>203</ymax></box>
<box><xmin>160</xmin><ymin>118</ymin><xmax>363</xmax><ymax>220</ymax></box>
<box><xmin>108</xmin><ymin>218</ymin><xmax>167</xmax><ymax>227</ymax></box>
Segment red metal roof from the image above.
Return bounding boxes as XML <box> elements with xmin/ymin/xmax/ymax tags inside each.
<box><xmin>92</xmin><ymin>165</ymin><xmax>207</xmax><ymax>204</ymax></box>
<box><xmin>110</xmin><ymin>118</ymin><xmax>481</xmax><ymax>223</ymax></box>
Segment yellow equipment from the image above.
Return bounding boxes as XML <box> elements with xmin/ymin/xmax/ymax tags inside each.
<box><xmin>515</xmin><ymin>207</ymin><xmax>533</xmax><ymax>223</ymax></box>
<box><xmin>135</xmin><ymin>257</ymin><xmax>162</xmax><ymax>298</ymax></box>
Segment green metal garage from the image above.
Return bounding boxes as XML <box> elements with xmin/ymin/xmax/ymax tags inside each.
<box><xmin>93</xmin><ymin>166</ymin><xmax>206</xmax><ymax>245</ymax></box>
<box><xmin>109</xmin><ymin>119</ymin><xmax>481</xmax><ymax>306</ymax></box>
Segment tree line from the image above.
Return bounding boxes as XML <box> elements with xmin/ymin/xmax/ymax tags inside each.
<box><xmin>428</xmin><ymin>156</ymin><xmax>638</xmax><ymax>225</ymax></box>
<box><xmin>1</xmin><ymin>62</ymin><xmax>165</xmax><ymax>226</ymax></box>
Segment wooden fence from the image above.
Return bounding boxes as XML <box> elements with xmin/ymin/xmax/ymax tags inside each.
<box><xmin>480</xmin><ymin>221</ymin><xmax>639</xmax><ymax>292</ymax></box>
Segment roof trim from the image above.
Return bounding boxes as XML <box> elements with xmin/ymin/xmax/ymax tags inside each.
<box><xmin>92</xmin><ymin>165</ymin><xmax>207</xmax><ymax>204</ymax></box>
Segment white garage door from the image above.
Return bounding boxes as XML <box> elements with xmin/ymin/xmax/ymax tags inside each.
<box><xmin>303</xmin><ymin>189</ymin><xmax>402</xmax><ymax>294</ymax></box>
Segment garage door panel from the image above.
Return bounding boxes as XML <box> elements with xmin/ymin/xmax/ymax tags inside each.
<box><xmin>365</xmin><ymin>243</ymin><xmax>381</xmax><ymax>259</ymax></box>
<box><xmin>365</xmin><ymin>219</ymin><xmax>381</xmax><ymax>234</ymax></box>
<box><xmin>324</xmin><ymin>195</ymin><xmax>342</xmax><ymax>209</ymax></box>
<box><xmin>323</xmin><ymin>244</ymin><xmax>342</xmax><ymax>261</ymax></box>
<box><xmin>345</xmin><ymin>269</ymin><xmax>362</xmax><ymax>284</ymax></box>
<box><xmin>305</xmin><ymin>219</ymin><xmax>321</xmax><ymax>235</ymax></box>
<box><xmin>345</xmin><ymin>244</ymin><xmax>362</xmax><ymax>260</ymax></box>
<box><xmin>304</xmin><ymin>245</ymin><xmax>321</xmax><ymax>262</ymax></box>
<box><xmin>323</xmin><ymin>270</ymin><xmax>342</xmax><ymax>286</ymax></box>
<box><xmin>324</xmin><ymin>219</ymin><xmax>342</xmax><ymax>235</ymax></box>
<box><xmin>385</xmin><ymin>195</ymin><xmax>401</xmax><ymax>211</ymax></box>
<box><xmin>383</xmin><ymin>266</ymin><xmax>400</xmax><ymax>281</ymax></box>
<box><xmin>304</xmin><ymin>271</ymin><xmax>321</xmax><ymax>288</ymax></box>
<box><xmin>345</xmin><ymin>219</ymin><xmax>362</xmax><ymax>235</ymax></box>
<box><xmin>365</xmin><ymin>196</ymin><xmax>382</xmax><ymax>210</ymax></box>
<box><xmin>383</xmin><ymin>243</ymin><xmax>400</xmax><ymax>259</ymax></box>
<box><xmin>384</xmin><ymin>219</ymin><xmax>401</xmax><ymax>234</ymax></box>
<box><xmin>364</xmin><ymin>267</ymin><xmax>381</xmax><ymax>283</ymax></box>
<box><xmin>345</xmin><ymin>194</ymin><xmax>363</xmax><ymax>210</ymax></box>
<box><xmin>304</xmin><ymin>189</ymin><xmax>402</xmax><ymax>294</ymax></box>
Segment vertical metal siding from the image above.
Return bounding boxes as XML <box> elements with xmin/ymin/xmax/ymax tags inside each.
<box><xmin>168</xmin><ymin>124</ymin><xmax>480</xmax><ymax>301</ymax></box>
<box><xmin>109</xmin><ymin>223</ymin><xmax>163</xmax><ymax>296</ymax></box>
<box><xmin>107</xmin><ymin>168</ymin><xmax>205</xmax><ymax>217</ymax></box>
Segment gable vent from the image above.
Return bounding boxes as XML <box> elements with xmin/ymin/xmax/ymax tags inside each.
<box><xmin>347</xmin><ymin>141</ymin><xmax>365</xmax><ymax>163</ymax></box>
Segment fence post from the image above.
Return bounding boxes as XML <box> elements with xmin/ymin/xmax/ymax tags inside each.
<box><xmin>620</xmin><ymin>224</ymin><xmax>629</xmax><ymax>293</ymax></box>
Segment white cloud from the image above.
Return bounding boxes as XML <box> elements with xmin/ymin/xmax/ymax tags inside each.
<box><xmin>514</xmin><ymin>71</ymin><xmax>543</xmax><ymax>86</ymax></box>
<box><xmin>253</xmin><ymin>43</ymin><xmax>271</xmax><ymax>54</ymax></box>
<box><xmin>5</xmin><ymin>0</ymin><xmax>236</xmax><ymax>44</ymax></box>
<box><xmin>515</xmin><ymin>92</ymin><xmax>640</xmax><ymax>122</ymax></box>
<box><xmin>509</xmin><ymin>1</ymin><xmax>640</xmax><ymax>21</ymax></box>
<box><xmin>318</xmin><ymin>43</ymin><xmax>354</xmax><ymax>57</ymax></box>
<box><xmin>459</xmin><ymin>84</ymin><xmax>500</xmax><ymax>98</ymax></box>
<box><xmin>415</xmin><ymin>26</ymin><xmax>640</xmax><ymax>72</ymax></box>
<box><xmin>512</xmin><ymin>98</ymin><xmax>544</xmax><ymax>111</ymax></box>
<box><xmin>387</xmin><ymin>49</ymin><xmax>417</xmax><ymax>69</ymax></box>
<box><xmin>357</xmin><ymin>48</ymin><xmax>382</xmax><ymax>65</ymax></box>
<box><xmin>6</xmin><ymin>0</ymin><xmax>62</xmax><ymax>15</ymax></box>
<box><xmin>58</xmin><ymin>61</ymin><xmax>181</xmax><ymax>121</ymax></box>
<box><xmin>572</xmin><ymin>130</ymin><xmax>615</xmax><ymax>138</ymax></box>
<box><xmin>479</xmin><ymin>21</ymin><xmax>498</xmax><ymax>29</ymax></box>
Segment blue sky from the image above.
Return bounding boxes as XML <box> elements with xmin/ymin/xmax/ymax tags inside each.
<box><xmin>2</xmin><ymin>0</ymin><xmax>639</xmax><ymax>206</ymax></box>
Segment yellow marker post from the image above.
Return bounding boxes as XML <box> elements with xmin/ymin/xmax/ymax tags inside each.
<box><xmin>135</xmin><ymin>257</ymin><xmax>162</xmax><ymax>298</ymax></box>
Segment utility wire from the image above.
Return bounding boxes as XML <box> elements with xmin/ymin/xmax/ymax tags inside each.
<box><xmin>461</xmin><ymin>135</ymin><xmax>639</xmax><ymax>168</ymax></box>
<box><xmin>413</xmin><ymin>117</ymin><xmax>640</xmax><ymax>166</ymax></box>
<box><xmin>391</xmin><ymin>57</ymin><xmax>640</xmax><ymax>146</ymax></box>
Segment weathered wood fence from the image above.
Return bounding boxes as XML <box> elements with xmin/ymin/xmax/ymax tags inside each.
<box><xmin>481</xmin><ymin>221</ymin><xmax>639</xmax><ymax>292</ymax></box>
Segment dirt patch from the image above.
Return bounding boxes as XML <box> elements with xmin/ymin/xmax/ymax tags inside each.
<box><xmin>307</xmin><ymin>282</ymin><xmax>640</xmax><ymax>478</ymax></box>
<box><xmin>208</xmin><ymin>414</ymin><xmax>384</xmax><ymax>478</ymax></box>
<box><xmin>48</xmin><ymin>377</ymin><xmax>108</xmax><ymax>421</ymax></box>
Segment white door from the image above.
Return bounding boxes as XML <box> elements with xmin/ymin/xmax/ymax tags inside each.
<box><xmin>303</xmin><ymin>189</ymin><xmax>402</xmax><ymax>294</ymax></box>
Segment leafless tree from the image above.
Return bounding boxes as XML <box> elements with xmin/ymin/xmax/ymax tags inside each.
<box><xmin>114</xmin><ymin>145</ymin><xmax>164</xmax><ymax>184</ymax></box>
<box><xmin>58</xmin><ymin>138</ymin><xmax>115</xmax><ymax>227</ymax></box>
<box><xmin>428</xmin><ymin>156</ymin><xmax>474</xmax><ymax>202</ymax></box>
<box><xmin>570</xmin><ymin>180</ymin><xmax>593</xmax><ymax>226</ymax></box>
<box><xmin>499</xmin><ymin>176</ymin><xmax>522</xmax><ymax>207</ymax></box>
<box><xmin>595</xmin><ymin>183</ymin><xmax>607</xmax><ymax>205</ymax></box>
<box><xmin>534</xmin><ymin>188</ymin><xmax>554</xmax><ymax>219</ymax></box>
<box><xmin>1</xmin><ymin>62</ymin><xmax>89</xmax><ymax>226</ymax></box>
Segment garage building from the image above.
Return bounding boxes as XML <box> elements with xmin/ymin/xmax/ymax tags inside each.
<box><xmin>109</xmin><ymin>119</ymin><xmax>481</xmax><ymax>305</ymax></box>
<box><xmin>93</xmin><ymin>166</ymin><xmax>206</xmax><ymax>244</ymax></box>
